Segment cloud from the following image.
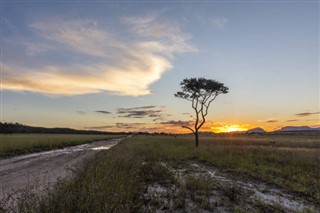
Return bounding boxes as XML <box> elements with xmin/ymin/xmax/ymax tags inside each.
<box><xmin>160</xmin><ymin>120</ymin><xmax>192</xmax><ymax>127</ymax></box>
<box><xmin>182</xmin><ymin>112</ymin><xmax>193</xmax><ymax>118</ymax></box>
<box><xmin>258</xmin><ymin>118</ymin><xmax>278</xmax><ymax>123</ymax></box>
<box><xmin>3</xmin><ymin>15</ymin><xmax>195</xmax><ymax>96</ymax></box>
<box><xmin>286</xmin><ymin>119</ymin><xmax>299</xmax><ymax>122</ymax></box>
<box><xmin>95</xmin><ymin>110</ymin><xmax>111</xmax><ymax>114</ymax></box>
<box><xmin>295</xmin><ymin>112</ymin><xmax>320</xmax><ymax>117</ymax></box>
<box><xmin>117</xmin><ymin>106</ymin><xmax>164</xmax><ymax>118</ymax></box>
<box><xmin>85</xmin><ymin>123</ymin><xmax>147</xmax><ymax>131</ymax></box>
<box><xmin>24</xmin><ymin>42</ymin><xmax>53</xmax><ymax>56</ymax></box>
<box><xmin>29</xmin><ymin>19</ymin><xmax>118</xmax><ymax>58</ymax></box>
<box><xmin>125</xmin><ymin>13</ymin><xmax>196</xmax><ymax>55</ymax></box>
<box><xmin>115</xmin><ymin>122</ymin><xmax>146</xmax><ymax>129</ymax></box>
<box><xmin>265</xmin><ymin>120</ymin><xmax>278</xmax><ymax>123</ymax></box>
<box><xmin>76</xmin><ymin>111</ymin><xmax>87</xmax><ymax>115</ymax></box>
<box><xmin>306</xmin><ymin>119</ymin><xmax>319</xmax><ymax>121</ymax></box>
<box><xmin>121</xmin><ymin>106</ymin><xmax>157</xmax><ymax>110</ymax></box>
<box><xmin>213</xmin><ymin>18</ymin><xmax>228</xmax><ymax>28</ymax></box>
<box><xmin>85</xmin><ymin>125</ymin><xmax>114</xmax><ymax>130</ymax></box>
<box><xmin>153</xmin><ymin>118</ymin><xmax>164</xmax><ymax>122</ymax></box>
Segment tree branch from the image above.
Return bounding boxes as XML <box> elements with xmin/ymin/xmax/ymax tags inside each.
<box><xmin>192</xmin><ymin>97</ymin><xmax>196</xmax><ymax>110</ymax></box>
<box><xmin>198</xmin><ymin>104</ymin><xmax>206</xmax><ymax>130</ymax></box>
<box><xmin>204</xmin><ymin>93</ymin><xmax>218</xmax><ymax>117</ymax></box>
<box><xmin>197</xmin><ymin>118</ymin><xmax>206</xmax><ymax>130</ymax></box>
<box><xmin>182</xmin><ymin>126</ymin><xmax>195</xmax><ymax>134</ymax></box>
<box><xmin>194</xmin><ymin>98</ymin><xmax>199</xmax><ymax>130</ymax></box>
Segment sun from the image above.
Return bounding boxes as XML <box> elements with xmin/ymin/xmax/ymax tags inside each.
<box><xmin>225</xmin><ymin>126</ymin><xmax>242</xmax><ymax>132</ymax></box>
<box><xmin>211</xmin><ymin>124</ymin><xmax>248</xmax><ymax>133</ymax></box>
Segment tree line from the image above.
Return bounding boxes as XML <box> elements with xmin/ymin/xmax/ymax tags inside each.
<box><xmin>0</xmin><ymin>122</ymin><xmax>124</xmax><ymax>135</ymax></box>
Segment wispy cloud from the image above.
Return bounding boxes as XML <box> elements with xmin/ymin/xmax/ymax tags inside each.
<box><xmin>306</xmin><ymin>119</ymin><xmax>320</xmax><ymax>121</ymax></box>
<box><xmin>95</xmin><ymin>110</ymin><xmax>111</xmax><ymax>114</ymax></box>
<box><xmin>76</xmin><ymin>111</ymin><xmax>87</xmax><ymax>115</ymax></box>
<box><xmin>213</xmin><ymin>18</ymin><xmax>228</xmax><ymax>29</ymax></box>
<box><xmin>160</xmin><ymin>120</ymin><xmax>192</xmax><ymax>126</ymax></box>
<box><xmin>121</xmin><ymin>106</ymin><xmax>157</xmax><ymax>110</ymax></box>
<box><xmin>25</xmin><ymin>42</ymin><xmax>53</xmax><ymax>56</ymax></box>
<box><xmin>29</xmin><ymin>19</ymin><xmax>119</xmax><ymax>58</ymax></box>
<box><xmin>295</xmin><ymin>112</ymin><xmax>320</xmax><ymax>117</ymax></box>
<box><xmin>125</xmin><ymin>13</ymin><xmax>196</xmax><ymax>56</ymax></box>
<box><xmin>85</xmin><ymin>125</ymin><xmax>114</xmax><ymax>130</ymax></box>
<box><xmin>266</xmin><ymin>120</ymin><xmax>278</xmax><ymax>123</ymax></box>
<box><xmin>286</xmin><ymin>119</ymin><xmax>299</xmax><ymax>122</ymax></box>
<box><xmin>258</xmin><ymin>118</ymin><xmax>278</xmax><ymax>123</ymax></box>
<box><xmin>153</xmin><ymin>118</ymin><xmax>164</xmax><ymax>122</ymax></box>
<box><xmin>3</xmin><ymin>14</ymin><xmax>195</xmax><ymax>96</ymax></box>
<box><xmin>117</xmin><ymin>106</ymin><xmax>164</xmax><ymax>118</ymax></box>
<box><xmin>182</xmin><ymin>112</ymin><xmax>193</xmax><ymax>118</ymax></box>
<box><xmin>115</xmin><ymin>123</ymin><xmax>146</xmax><ymax>129</ymax></box>
<box><xmin>85</xmin><ymin>123</ymin><xmax>146</xmax><ymax>131</ymax></box>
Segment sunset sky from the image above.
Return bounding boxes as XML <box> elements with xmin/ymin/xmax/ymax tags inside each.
<box><xmin>1</xmin><ymin>1</ymin><xmax>319</xmax><ymax>133</ymax></box>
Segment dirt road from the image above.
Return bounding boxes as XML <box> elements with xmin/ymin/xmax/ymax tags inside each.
<box><xmin>0</xmin><ymin>138</ymin><xmax>122</xmax><ymax>200</ymax></box>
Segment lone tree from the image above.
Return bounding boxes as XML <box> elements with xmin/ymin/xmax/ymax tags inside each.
<box><xmin>174</xmin><ymin>78</ymin><xmax>229</xmax><ymax>147</ymax></box>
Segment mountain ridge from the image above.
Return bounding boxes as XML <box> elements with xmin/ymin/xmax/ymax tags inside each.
<box><xmin>275</xmin><ymin>126</ymin><xmax>320</xmax><ymax>132</ymax></box>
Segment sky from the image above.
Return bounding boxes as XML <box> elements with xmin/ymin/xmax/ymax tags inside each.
<box><xmin>1</xmin><ymin>0</ymin><xmax>319</xmax><ymax>133</ymax></box>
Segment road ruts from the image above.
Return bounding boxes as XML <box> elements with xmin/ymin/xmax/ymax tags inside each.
<box><xmin>0</xmin><ymin>138</ymin><xmax>122</xmax><ymax>200</ymax></box>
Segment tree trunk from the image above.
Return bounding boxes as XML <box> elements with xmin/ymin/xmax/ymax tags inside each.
<box><xmin>195</xmin><ymin>131</ymin><xmax>199</xmax><ymax>147</ymax></box>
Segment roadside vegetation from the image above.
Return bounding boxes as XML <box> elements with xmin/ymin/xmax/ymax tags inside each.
<box><xmin>0</xmin><ymin>134</ymin><xmax>124</xmax><ymax>157</ymax></box>
<box><xmin>5</xmin><ymin>134</ymin><xmax>320</xmax><ymax>212</ymax></box>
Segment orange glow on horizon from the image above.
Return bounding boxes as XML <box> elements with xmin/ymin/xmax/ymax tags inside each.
<box><xmin>211</xmin><ymin>124</ymin><xmax>248</xmax><ymax>133</ymax></box>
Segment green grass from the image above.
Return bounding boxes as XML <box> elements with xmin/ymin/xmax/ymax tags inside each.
<box><xmin>132</xmin><ymin>135</ymin><xmax>320</xmax><ymax>201</ymax></box>
<box><xmin>8</xmin><ymin>134</ymin><xmax>320</xmax><ymax>212</ymax></box>
<box><xmin>0</xmin><ymin>134</ymin><xmax>123</xmax><ymax>157</ymax></box>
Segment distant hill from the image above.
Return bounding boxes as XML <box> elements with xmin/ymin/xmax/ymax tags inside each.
<box><xmin>275</xmin><ymin>126</ymin><xmax>320</xmax><ymax>132</ymax></box>
<box><xmin>0</xmin><ymin>122</ymin><xmax>124</xmax><ymax>135</ymax></box>
<box><xmin>247</xmin><ymin>127</ymin><xmax>266</xmax><ymax>133</ymax></box>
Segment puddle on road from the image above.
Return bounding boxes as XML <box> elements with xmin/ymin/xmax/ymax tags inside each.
<box><xmin>91</xmin><ymin>141</ymin><xmax>119</xmax><ymax>151</ymax></box>
<box><xmin>91</xmin><ymin>145</ymin><xmax>113</xmax><ymax>150</ymax></box>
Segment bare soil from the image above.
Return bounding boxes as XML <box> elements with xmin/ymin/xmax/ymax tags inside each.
<box><xmin>143</xmin><ymin>161</ymin><xmax>319</xmax><ymax>212</ymax></box>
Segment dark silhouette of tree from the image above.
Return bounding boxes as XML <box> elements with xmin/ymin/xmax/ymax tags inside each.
<box><xmin>0</xmin><ymin>122</ymin><xmax>124</xmax><ymax>135</ymax></box>
<box><xmin>174</xmin><ymin>78</ymin><xmax>229</xmax><ymax>147</ymax></box>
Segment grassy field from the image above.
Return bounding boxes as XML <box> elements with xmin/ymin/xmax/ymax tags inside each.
<box><xmin>0</xmin><ymin>134</ymin><xmax>124</xmax><ymax>157</ymax></box>
<box><xmin>6</xmin><ymin>134</ymin><xmax>320</xmax><ymax>212</ymax></box>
